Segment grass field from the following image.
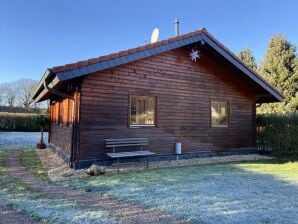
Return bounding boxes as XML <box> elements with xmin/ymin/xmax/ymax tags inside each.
<box><xmin>0</xmin><ymin>151</ymin><xmax>116</xmax><ymax>224</ymax></box>
<box><xmin>20</xmin><ymin>149</ymin><xmax>48</xmax><ymax>180</ymax></box>
<box><xmin>61</xmin><ymin>159</ymin><xmax>298</xmax><ymax>224</ymax></box>
<box><xmin>1</xmin><ymin>149</ymin><xmax>298</xmax><ymax>223</ymax></box>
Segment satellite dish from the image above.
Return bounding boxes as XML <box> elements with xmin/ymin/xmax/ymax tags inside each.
<box><xmin>151</xmin><ymin>28</ymin><xmax>159</xmax><ymax>43</ymax></box>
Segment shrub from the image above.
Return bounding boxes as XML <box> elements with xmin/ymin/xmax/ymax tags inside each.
<box><xmin>257</xmin><ymin>112</ymin><xmax>298</xmax><ymax>157</ymax></box>
<box><xmin>0</xmin><ymin>112</ymin><xmax>48</xmax><ymax>132</ymax></box>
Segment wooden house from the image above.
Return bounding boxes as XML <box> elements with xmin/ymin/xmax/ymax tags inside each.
<box><xmin>32</xmin><ymin>28</ymin><xmax>284</xmax><ymax>168</ymax></box>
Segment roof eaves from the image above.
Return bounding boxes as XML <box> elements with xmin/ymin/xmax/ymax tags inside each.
<box><xmin>34</xmin><ymin>88</ymin><xmax>48</xmax><ymax>102</ymax></box>
<box><xmin>31</xmin><ymin>69</ymin><xmax>53</xmax><ymax>100</ymax></box>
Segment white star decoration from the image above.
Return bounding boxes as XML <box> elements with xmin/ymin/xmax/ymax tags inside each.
<box><xmin>190</xmin><ymin>49</ymin><xmax>200</xmax><ymax>62</ymax></box>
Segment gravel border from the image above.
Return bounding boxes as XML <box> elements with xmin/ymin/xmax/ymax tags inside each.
<box><xmin>36</xmin><ymin>148</ymin><xmax>87</xmax><ymax>182</ymax></box>
<box><xmin>108</xmin><ymin>154</ymin><xmax>273</xmax><ymax>173</ymax></box>
<box><xmin>37</xmin><ymin>148</ymin><xmax>273</xmax><ymax>181</ymax></box>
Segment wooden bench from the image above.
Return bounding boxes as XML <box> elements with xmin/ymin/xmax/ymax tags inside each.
<box><xmin>105</xmin><ymin>138</ymin><xmax>155</xmax><ymax>171</ymax></box>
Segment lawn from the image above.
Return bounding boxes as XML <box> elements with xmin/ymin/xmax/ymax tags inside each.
<box><xmin>61</xmin><ymin>160</ymin><xmax>298</xmax><ymax>224</ymax></box>
<box><xmin>20</xmin><ymin>149</ymin><xmax>48</xmax><ymax>180</ymax></box>
<box><xmin>0</xmin><ymin>151</ymin><xmax>117</xmax><ymax>224</ymax></box>
<box><xmin>2</xmin><ymin>150</ymin><xmax>298</xmax><ymax>223</ymax></box>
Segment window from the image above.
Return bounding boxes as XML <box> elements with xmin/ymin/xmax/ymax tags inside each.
<box><xmin>130</xmin><ymin>95</ymin><xmax>156</xmax><ymax>126</ymax></box>
<box><xmin>211</xmin><ymin>101</ymin><xmax>229</xmax><ymax>127</ymax></box>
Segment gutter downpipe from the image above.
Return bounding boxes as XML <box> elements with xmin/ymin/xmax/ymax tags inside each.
<box><xmin>43</xmin><ymin>81</ymin><xmax>77</xmax><ymax>168</ymax></box>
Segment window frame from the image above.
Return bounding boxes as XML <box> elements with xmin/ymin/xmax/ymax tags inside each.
<box><xmin>128</xmin><ymin>94</ymin><xmax>157</xmax><ymax>128</ymax></box>
<box><xmin>210</xmin><ymin>100</ymin><xmax>230</xmax><ymax>128</ymax></box>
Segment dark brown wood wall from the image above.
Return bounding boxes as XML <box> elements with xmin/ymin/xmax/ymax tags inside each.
<box><xmin>49</xmin><ymin>97</ymin><xmax>74</xmax><ymax>156</ymax></box>
<box><xmin>78</xmin><ymin>47</ymin><xmax>256</xmax><ymax>160</ymax></box>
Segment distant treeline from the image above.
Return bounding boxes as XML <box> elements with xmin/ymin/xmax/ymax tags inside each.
<box><xmin>0</xmin><ymin>112</ymin><xmax>49</xmax><ymax>132</ymax></box>
<box><xmin>257</xmin><ymin>112</ymin><xmax>298</xmax><ymax>157</ymax></box>
<box><xmin>0</xmin><ymin>106</ymin><xmax>46</xmax><ymax>114</ymax></box>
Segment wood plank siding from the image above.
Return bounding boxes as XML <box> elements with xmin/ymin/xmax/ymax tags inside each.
<box><xmin>49</xmin><ymin>94</ymin><xmax>75</xmax><ymax>158</ymax></box>
<box><xmin>78</xmin><ymin>46</ymin><xmax>256</xmax><ymax>161</ymax></box>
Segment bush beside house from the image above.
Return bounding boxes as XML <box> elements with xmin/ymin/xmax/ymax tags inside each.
<box><xmin>257</xmin><ymin>112</ymin><xmax>298</xmax><ymax>157</ymax></box>
<box><xmin>0</xmin><ymin>112</ymin><xmax>48</xmax><ymax>131</ymax></box>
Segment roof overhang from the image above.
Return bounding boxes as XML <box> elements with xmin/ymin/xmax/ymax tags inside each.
<box><xmin>31</xmin><ymin>29</ymin><xmax>284</xmax><ymax>103</ymax></box>
<box><xmin>201</xmin><ymin>34</ymin><xmax>284</xmax><ymax>102</ymax></box>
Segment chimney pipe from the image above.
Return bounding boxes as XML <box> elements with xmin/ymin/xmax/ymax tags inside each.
<box><xmin>174</xmin><ymin>18</ymin><xmax>179</xmax><ymax>36</ymax></box>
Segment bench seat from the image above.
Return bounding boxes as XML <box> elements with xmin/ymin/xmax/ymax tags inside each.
<box><xmin>107</xmin><ymin>150</ymin><xmax>155</xmax><ymax>158</ymax></box>
<box><xmin>105</xmin><ymin>138</ymin><xmax>154</xmax><ymax>171</ymax></box>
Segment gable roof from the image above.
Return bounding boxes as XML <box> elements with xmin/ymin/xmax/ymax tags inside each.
<box><xmin>32</xmin><ymin>28</ymin><xmax>284</xmax><ymax>103</ymax></box>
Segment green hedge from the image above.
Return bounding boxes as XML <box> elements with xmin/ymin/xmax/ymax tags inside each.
<box><xmin>257</xmin><ymin>112</ymin><xmax>298</xmax><ymax>157</ymax></box>
<box><xmin>0</xmin><ymin>113</ymin><xmax>48</xmax><ymax>132</ymax></box>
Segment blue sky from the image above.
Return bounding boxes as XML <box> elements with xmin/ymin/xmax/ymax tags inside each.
<box><xmin>0</xmin><ymin>0</ymin><xmax>297</xmax><ymax>83</ymax></box>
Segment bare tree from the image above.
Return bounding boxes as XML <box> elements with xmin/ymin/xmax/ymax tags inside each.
<box><xmin>0</xmin><ymin>79</ymin><xmax>40</xmax><ymax>108</ymax></box>
<box><xmin>16</xmin><ymin>79</ymin><xmax>38</xmax><ymax>108</ymax></box>
<box><xmin>0</xmin><ymin>84</ymin><xmax>5</xmax><ymax>106</ymax></box>
<box><xmin>2</xmin><ymin>82</ymin><xmax>18</xmax><ymax>107</ymax></box>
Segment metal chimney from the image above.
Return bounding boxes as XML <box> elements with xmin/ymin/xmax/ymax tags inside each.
<box><xmin>174</xmin><ymin>18</ymin><xmax>179</xmax><ymax>36</ymax></box>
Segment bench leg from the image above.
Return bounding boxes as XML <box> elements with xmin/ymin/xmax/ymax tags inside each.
<box><xmin>146</xmin><ymin>156</ymin><xmax>149</xmax><ymax>169</ymax></box>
